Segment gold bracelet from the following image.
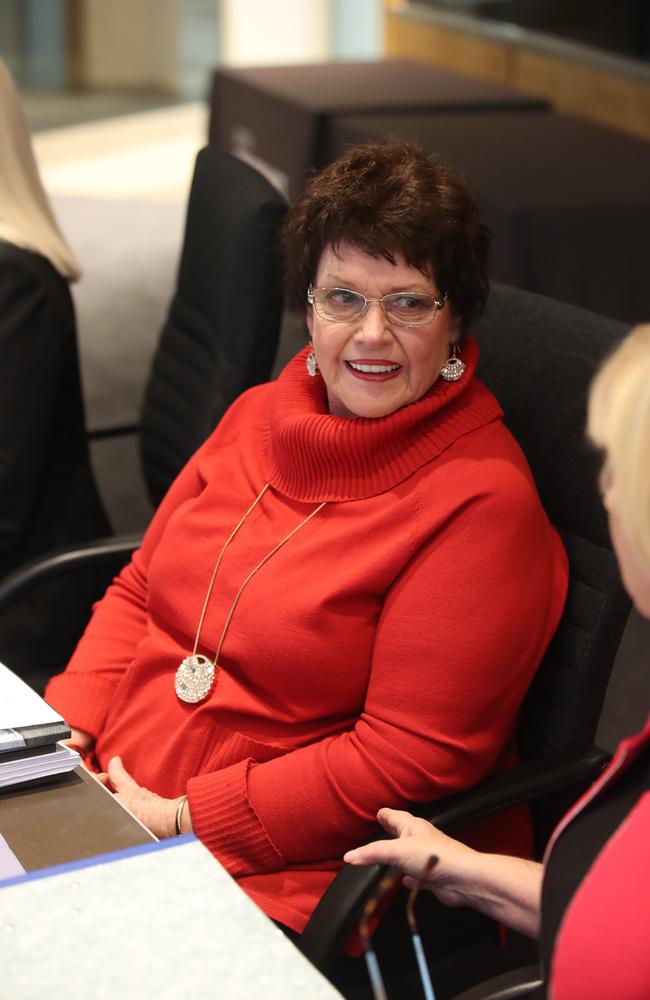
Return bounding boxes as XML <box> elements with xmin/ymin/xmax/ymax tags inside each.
<box><xmin>175</xmin><ymin>794</ymin><xmax>188</xmax><ymax>836</ymax></box>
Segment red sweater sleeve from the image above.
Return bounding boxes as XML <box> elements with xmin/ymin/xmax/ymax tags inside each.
<box><xmin>187</xmin><ymin>477</ymin><xmax>567</xmax><ymax>876</ymax></box>
<box><xmin>45</xmin><ymin>451</ymin><xmax>207</xmax><ymax>735</ymax></box>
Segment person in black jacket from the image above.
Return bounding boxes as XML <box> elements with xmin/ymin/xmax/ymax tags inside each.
<box><xmin>0</xmin><ymin>59</ymin><xmax>109</xmax><ymax>690</ymax></box>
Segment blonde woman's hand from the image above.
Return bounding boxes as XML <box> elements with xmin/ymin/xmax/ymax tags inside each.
<box><xmin>344</xmin><ymin>807</ymin><xmax>543</xmax><ymax>937</ymax></box>
<box><xmin>344</xmin><ymin>807</ymin><xmax>479</xmax><ymax>908</ymax></box>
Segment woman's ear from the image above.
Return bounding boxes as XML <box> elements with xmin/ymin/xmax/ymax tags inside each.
<box><xmin>447</xmin><ymin>304</ymin><xmax>462</xmax><ymax>342</ymax></box>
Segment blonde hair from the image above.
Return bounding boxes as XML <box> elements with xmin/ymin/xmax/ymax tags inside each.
<box><xmin>0</xmin><ymin>59</ymin><xmax>80</xmax><ymax>280</ymax></box>
<box><xmin>588</xmin><ymin>323</ymin><xmax>650</xmax><ymax>569</ymax></box>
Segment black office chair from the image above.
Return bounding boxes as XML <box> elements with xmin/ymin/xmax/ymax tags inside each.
<box><xmin>298</xmin><ymin>284</ymin><xmax>631</xmax><ymax>997</ymax></box>
<box><xmin>0</xmin><ymin>147</ymin><xmax>286</xmax><ymax>692</ymax></box>
<box><xmin>138</xmin><ymin>146</ymin><xmax>286</xmax><ymax>508</ymax></box>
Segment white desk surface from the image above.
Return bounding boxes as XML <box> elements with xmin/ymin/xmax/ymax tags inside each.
<box><xmin>0</xmin><ymin>835</ymin><xmax>343</xmax><ymax>999</ymax></box>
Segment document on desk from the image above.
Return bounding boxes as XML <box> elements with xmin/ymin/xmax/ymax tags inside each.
<box><xmin>0</xmin><ymin>661</ymin><xmax>70</xmax><ymax>752</ymax></box>
<box><xmin>0</xmin><ymin>834</ymin><xmax>25</xmax><ymax>880</ymax></box>
<box><xmin>0</xmin><ymin>835</ymin><xmax>343</xmax><ymax>1000</ymax></box>
<box><xmin>0</xmin><ymin>662</ymin><xmax>79</xmax><ymax>787</ymax></box>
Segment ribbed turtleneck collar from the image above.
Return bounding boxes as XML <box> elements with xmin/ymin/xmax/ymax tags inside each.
<box><xmin>263</xmin><ymin>336</ymin><xmax>502</xmax><ymax>502</ymax></box>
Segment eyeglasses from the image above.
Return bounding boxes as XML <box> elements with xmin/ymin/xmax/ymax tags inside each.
<box><xmin>358</xmin><ymin>855</ymin><xmax>439</xmax><ymax>1000</ymax></box>
<box><xmin>307</xmin><ymin>285</ymin><xmax>447</xmax><ymax>327</ymax></box>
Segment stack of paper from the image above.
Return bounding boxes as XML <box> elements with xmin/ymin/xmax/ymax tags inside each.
<box><xmin>0</xmin><ymin>662</ymin><xmax>80</xmax><ymax>789</ymax></box>
<box><xmin>0</xmin><ymin>743</ymin><xmax>80</xmax><ymax>789</ymax></box>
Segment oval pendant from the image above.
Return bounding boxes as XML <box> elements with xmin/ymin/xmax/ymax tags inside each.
<box><xmin>175</xmin><ymin>654</ymin><xmax>216</xmax><ymax>704</ymax></box>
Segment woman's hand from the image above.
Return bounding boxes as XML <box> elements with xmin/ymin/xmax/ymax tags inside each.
<box><xmin>344</xmin><ymin>807</ymin><xmax>543</xmax><ymax>937</ymax></box>
<box><xmin>344</xmin><ymin>807</ymin><xmax>478</xmax><ymax>908</ymax></box>
<box><xmin>100</xmin><ymin>756</ymin><xmax>191</xmax><ymax>840</ymax></box>
<box><xmin>61</xmin><ymin>727</ymin><xmax>94</xmax><ymax>755</ymax></box>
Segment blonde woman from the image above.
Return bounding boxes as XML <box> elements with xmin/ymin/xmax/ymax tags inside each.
<box><xmin>0</xmin><ymin>61</ymin><xmax>108</xmax><ymax>685</ymax></box>
<box><xmin>345</xmin><ymin>324</ymin><xmax>650</xmax><ymax>999</ymax></box>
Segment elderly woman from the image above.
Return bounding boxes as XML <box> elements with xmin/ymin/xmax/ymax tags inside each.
<box><xmin>46</xmin><ymin>139</ymin><xmax>567</xmax><ymax>937</ymax></box>
<box><xmin>346</xmin><ymin>324</ymin><xmax>650</xmax><ymax>998</ymax></box>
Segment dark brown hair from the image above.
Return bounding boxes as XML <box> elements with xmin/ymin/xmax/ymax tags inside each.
<box><xmin>281</xmin><ymin>138</ymin><xmax>490</xmax><ymax>334</ymax></box>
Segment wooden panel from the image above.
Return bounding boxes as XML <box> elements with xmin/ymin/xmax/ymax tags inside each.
<box><xmin>514</xmin><ymin>50</ymin><xmax>650</xmax><ymax>143</ymax></box>
<box><xmin>385</xmin><ymin>12</ymin><xmax>509</xmax><ymax>85</ymax></box>
<box><xmin>384</xmin><ymin>8</ymin><xmax>650</xmax><ymax>142</ymax></box>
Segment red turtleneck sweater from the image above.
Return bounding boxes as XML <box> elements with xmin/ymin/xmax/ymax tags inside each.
<box><xmin>46</xmin><ymin>340</ymin><xmax>567</xmax><ymax>933</ymax></box>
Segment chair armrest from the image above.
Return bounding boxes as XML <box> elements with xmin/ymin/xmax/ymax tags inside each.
<box><xmin>299</xmin><ymin>745</ymin><xmax>610</xmax><ymax>972</ymax></box>
<box><xmin>0</xmin><ymin>535</ymin><xmax>142</xmax><ymax>611</ymax></box>
<box><xmin>422</xmin><ymin>744</ymin><xmax>610</xmax><ymax>831</ymax></box>
<box><xmin>451</xmin><ymin>964</ymin><xmax>543</xmax><ymax>1000</ymax></box>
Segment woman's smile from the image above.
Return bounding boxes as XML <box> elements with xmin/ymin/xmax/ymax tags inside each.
<box><xmin>344</xmin><ymin>358</ymin><xmax>402</xmax><ymax>381</ymax></box>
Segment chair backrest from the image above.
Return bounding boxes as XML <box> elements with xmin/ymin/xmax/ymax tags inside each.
<box><xmin>139</xmin><ymin>146</ymin><xmax>287</xmax><ymax>508</ymax></box>
<box><xmin>473</xmin><ymin>283</ymin><xmax>632</xmax><ymax>760</ymax></box>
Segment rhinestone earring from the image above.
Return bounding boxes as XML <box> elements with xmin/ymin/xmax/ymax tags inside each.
<box><xmin>440</xmin><ymin>343</ymin><xmax>466</xmax><ymax>382</ymax></box>
<box><xmin>306</xmin><ymin>346</ymin><xmax>318</xmax><ymax>377</ymax></box>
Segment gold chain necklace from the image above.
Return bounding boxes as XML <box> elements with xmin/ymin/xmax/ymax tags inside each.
<box><xmin>175</xmin><ymin>484</ymin><xmax>327</xmax><ymax>704</ymax></box>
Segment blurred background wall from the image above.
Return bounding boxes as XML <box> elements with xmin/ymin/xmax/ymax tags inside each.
<box><xmin>1</xmin><ymin>1</ymin><xmax>647</xmax><ymax>136</ymax></box>
<box><xmin>0</xmin><ymin>0</ymin><xmax>385</xmax><ymax>101</ymax></box>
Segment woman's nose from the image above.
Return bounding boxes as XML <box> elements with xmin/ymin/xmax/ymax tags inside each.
<box><xmin>355</xmin><ymin>302</ymin><xmax>391</xmax><ymax>343</ymax></box>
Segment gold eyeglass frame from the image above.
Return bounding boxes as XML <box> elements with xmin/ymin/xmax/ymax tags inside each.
<box><xmin>307</xmin><ymin>285</ymin><xmax>447</xmax><ymax>327</ymax></box>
